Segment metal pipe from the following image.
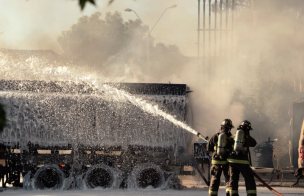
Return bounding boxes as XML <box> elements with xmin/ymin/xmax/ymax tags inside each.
<box><xmin>147</xmin><ymin>32</ymin><xmax>150</xmax><ymax>62</ymax></box>
<box><xmin>202</xmin><ymin>0</ymin><xmax>205</xmax><ymax>87</ymax></box>
<box><xmin>220</xmin><ymin>0</ymin><xmax>222</xmax><ymax>57</ymax></box>
<box><xmin>215</xmin><ymin>0</ymin><xmax>217</xmax><ymax>58</ymax></box>
<box><xmin>214</xmin><ymin>0</ymin><xmax>217</xmax><ymax>80</ymax></box>
<box><xmin>194</xmin><ymin>161</ymin><xmax>210</xmax><ymax>186</ymax></box>
<box><xmin>226</xmin><ymin>0</ymin><xmax>228</xmax><ymax>58</ymax></box>
<box><xmin>301</xmin><ymin>53</ymin><xmax>303</xmax><ymax>92</ymax></box>
<box><xmin>208</xmin><ymin>0</ymin><xmax>211</xmax><ymax>53</ymax></box>
<box><xmin>203</xmin><ymin>0</ymin><xmax>206</xmax><ymax>61</ymax></box>
<box><xmin>209</xmin><ymin>0</ymin><xmax>211</xmax><ymax>83</ymax></box>
<box><xmin>198</xmin><ymin>0</ymin><xmax>201</xmax><ymax>62</ymax></box>
<box><xmin>231</xmin><ymin>0</ymin><xmax>234</xmax><ymax>85</ymax></box>
<box><xmin>225</xmin><ymin>0</ymin><xmax>228</xmax><ymax>85</ymax></box>
<box><xmin>232</xmin><ymin>0</ymin><xmax>234</xmax><ymax>58</ymax></box>
<box><xmin>198</xmin><ymin>0</ymin><xmax>201</xmax><ymax>94</ymax></box>
<box><xmin>198</xmin><ymin>29</ymin><xmax>232</xmax><ymax>31</ymax></box>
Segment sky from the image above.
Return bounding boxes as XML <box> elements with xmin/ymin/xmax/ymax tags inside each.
<box><xmin>0</xmin><ymin>0</ymin><xmax>199</xmax><ymax>56</ymax></box>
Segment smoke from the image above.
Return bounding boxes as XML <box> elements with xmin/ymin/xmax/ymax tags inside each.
<box><xmin>2</xmin><ymin>0</ymin><xmax>304</xmax><ymax>166</ymax></box>
<box><xmin>112</xmin><ymin>0</ymin><xmax>304</xmax><ymax>151</ymax></box>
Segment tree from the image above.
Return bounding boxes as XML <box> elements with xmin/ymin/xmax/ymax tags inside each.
<box><xmin>58</xmin><ymin>11</ymin><xmax>188</xmax><ymax>78</ymax></box>
<box><xmin>78</xmin><ymin>0</ymin><xmax>114</xmax><ymax>10</ymax></box>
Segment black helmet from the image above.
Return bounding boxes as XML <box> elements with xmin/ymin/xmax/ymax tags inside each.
<box><xmin>221</xmin><ymin>119</ymin><xmax>234</xmax><ymax>128</ymax></box>
<box><xmin>238</xmin><ymin>120</ymin><xmax>253</xmax><ymax>130</ymax></box>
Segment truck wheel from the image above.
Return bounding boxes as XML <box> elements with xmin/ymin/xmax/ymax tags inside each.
<box><xmin>84</xmin><ymin>164</ymin><xmax>115</xmax><ymax>189</ymax></box>
<box><xmin>33</xmin><ymin>165</ymin><xmax>65</xmax><ymax>190</ymax></box>
<box><xmin>128</xmin><ymin>163</ymin><xmax>164</xmax><ymax>189</ymax></box>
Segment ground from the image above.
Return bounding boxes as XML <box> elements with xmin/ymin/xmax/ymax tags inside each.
<box><xmin>1</xmin><ymin>187</ymin><xmax>304</xmax><ymax>196</ymax></box>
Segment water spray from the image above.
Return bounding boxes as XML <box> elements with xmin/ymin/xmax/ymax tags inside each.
<box><xmin>103</xmin><ymin>85</ymin><xmax>209</xmax><ymax>142</ymax></box>
<box><xmin>0</xmin><ymin>54</ymin><xmax>209</xmax><ymax>145</ymax></box>
<box><xmin>0</xmin><ymin>52</ymin><xmax>212</xmax><ymax>190</ymax></box>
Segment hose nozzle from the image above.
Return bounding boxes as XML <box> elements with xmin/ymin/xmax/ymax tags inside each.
<box><xmin>197</xmin><ymin>132</ymin><xmax>208</xmax><ymax>141</ymax></box>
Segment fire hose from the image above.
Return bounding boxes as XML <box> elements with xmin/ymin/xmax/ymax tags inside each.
<box><xmin>249</xmin><ymin>150</ymin><xmax>284</xmax><ymax>196</ymax></box>
<box><xmin>252</xmin><ymin>171</ymin><xmax>284</xmax><ymax>196</ymax></box>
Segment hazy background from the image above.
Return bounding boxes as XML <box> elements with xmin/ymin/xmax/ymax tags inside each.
<box><xmin>0</xmin><ymin>0</ymin><xmax>198</xmax><ymax>55</ymax></box>
<box><xmin>1</xmin><ymin>0</ymin><xmax>304</xmax><ymax>167</ymax></box>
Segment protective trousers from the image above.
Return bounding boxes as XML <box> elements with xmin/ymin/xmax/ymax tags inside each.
<box><xmin>209</xmin><ymin>164</ymin><xmax>229</xmax><ymax>196</ymax></box>
<box><xmin>228</xmin><ymin>163</ymin><xmax>257</xmax><ymax>196</ymax></box>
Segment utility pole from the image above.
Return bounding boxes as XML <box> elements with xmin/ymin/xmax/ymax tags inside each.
<box><xmin>124</xmin><ymin>5</ymin><xmax>177</xmax><ymax>63</ymax></box>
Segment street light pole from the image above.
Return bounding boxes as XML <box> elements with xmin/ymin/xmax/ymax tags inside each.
<box><xmin>124</xmin><ymin>8</ymin><xmax>145</xmax><ymax>26</ymax></box>
<box><xmin>150</xmin><ymin>4</ymin><xmax>177</xmax><ymax>34</ymax></box>
<box><xmin>124</xmin><ymin>5</ymin><xmax>177</xmax><ymax>63</ymax></box>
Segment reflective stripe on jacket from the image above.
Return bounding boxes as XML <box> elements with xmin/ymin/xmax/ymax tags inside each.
<box><xmin>211</xmin><ymin>160</ymin><xmax>228</xmax><ymax>164</ymax></box>
<box><xmin>227</xmin><ymin>158</ymin><xmax>249</xmax><ymax>164</ymax></box>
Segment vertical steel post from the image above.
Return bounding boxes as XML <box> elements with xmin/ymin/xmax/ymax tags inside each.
<box><xmin>220</xmin><ymin>0</ymin><xmax>223</xmax><ymax>86</ymax></box>
<box><xmin>203</xmin><ymin>0</ymin><xmax>206</xmax><ymax>61</ymax></box>
<box><xmin>232</xmin><ymin>0</ymin><xmax>234</xmax><ymax>58</ymax></box>
<box><xmin>226</xmin><ymin>0</ymin><xmax>228</xmax><ymax>58</ymax></box>
<box><xmin>202</xmin><ymin>0</ymin><xmax>206</xmax><ymax>87</ymax></box>
<box><xmin>231</xmin><ymin>0</ymin><xmax>235</xmax><ymax>87</ymax></box>
<box><xmin>301</xmin><ymin>53</ymin><xmax>303</xmax><ymax>92</ymax></box>
<box><xmin>147</xmin><ymin>32</ymin><xmax>150</xmax><ymax>63</ymax></box>
<box><xmin>225</xmin><ymin>0</ymin><xmax>228</xmax><ymax>85</ymax></box>
<box><xmin>198</xmin><ymin>0</ymin><xmax>201</xmax><ymax>93</ymax></box>
<box><xmin>214</xmin><ymin>0</ymin><xmax>217</xmax><ymax>80</ymax></box>
<box><xmin>215</xmin><ymin>0</ymin><xmax>217</xmax><ymax>57</ymax></box>
<box><xmin>209</xmin><ymin>0</ymin><xmax>211</xmax><ymax>83</ymax></box>
<box><xmin>220</xmin><ymin>0</ymin><xmax>222</xmax><ymax>58</ymax></box>
<box><xmin>198</xmin><ymin>0</ymin><xmax>201</xmax><ymax>62</ymax></box>
<box><xmin>197</xmin><ymin>0</ymin><xmax>237</xmax><ymax>89</ymax></box>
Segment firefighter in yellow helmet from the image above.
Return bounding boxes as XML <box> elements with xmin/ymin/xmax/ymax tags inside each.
<box><xmin>207</xmin><ymin>119</ymin><xmax>234</xmax><ymax>196</ymax></box>
<box><xmin>227</xmin><ymin>120</ymin><xmax>257</xmax><ymax>196</ymax></box>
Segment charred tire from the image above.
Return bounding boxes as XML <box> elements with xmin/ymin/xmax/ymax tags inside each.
<box><xmin>33</xmin><ymin>165</ymin><xmax>65</xmax><ymax>190</ymax></box>
<box><xmin>128</xmin><ymin>163</ymin><xmax>164</xmax><ymax>189</ymax></box>
<box><xmin>84</xmin><ymin>164</ymin><xmax>115</xmax><ymax>189</ymax></box>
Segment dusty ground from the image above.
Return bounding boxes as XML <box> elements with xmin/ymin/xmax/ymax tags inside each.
<box><xmin>1</xmin><ymin>187</ymin><xmax>304</xmax><ymax>196</ymax></box>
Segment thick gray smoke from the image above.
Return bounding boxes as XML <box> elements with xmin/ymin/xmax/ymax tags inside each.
<box><xmin>105</xmin><ymin>1</ymin><xmax>304</xmax><ymax>167</ymax></box>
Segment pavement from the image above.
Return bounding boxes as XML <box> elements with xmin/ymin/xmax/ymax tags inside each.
<box><xmin>0</xmin><ymin>186</ymin><xmax>304</xmax><ymax>196</ymax></box>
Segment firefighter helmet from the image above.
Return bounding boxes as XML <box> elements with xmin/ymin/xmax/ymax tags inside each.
<box><xmin>239</xmin><ymin>120</ymin><xmax>253</xmax><ymax>130</ymax></box>
<box><xmin>221</xmin><ymin>119</ymin><xmax>234</xmax><ymax>128</ymax></box>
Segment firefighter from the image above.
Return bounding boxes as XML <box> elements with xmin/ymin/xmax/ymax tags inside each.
<box><xmin>228</xmin><ymin>120</ymin><xmax>257</xmax><ymax>196</ymax></box>
<box><xmin>207</xmin><ymin>119</ymin><xmax>234</xmax><ymax>196</ymax></box>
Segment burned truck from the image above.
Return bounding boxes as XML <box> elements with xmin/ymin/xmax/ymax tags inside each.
<box><xmin>0</xmin><ymin>80</ymin><xmax>209</xmax><ymax>190</ymax></box>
